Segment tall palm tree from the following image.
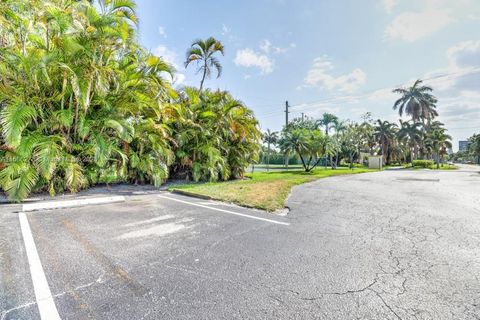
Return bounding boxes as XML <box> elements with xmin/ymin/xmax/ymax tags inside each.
<box><xmin>316</xmin><ymin>113</ymin><xmax>338</xmax><ymax>135</ymax></box>
<box><xmin>185</xmin><ymin>37</ymin><xmax>225</xmax><ymax>91</ymax></box>
<box><xmin>397</xmin><ymin>120</ymin><xmax>423</xmax><ymax>164</ymax></box>
<box><xmin>393</xmin><ymin>79</ymin><xmax>438</xmax><ymax>123</ymax></box>
<box><xmin>262</xmin><ymin>129</ymin><xmax>278</xmax><ymax>172</ymax></box>
<box><xmin>374</xmin><ymin>120</ymin><xmax>397</xmax><ymax>164</ymax></box>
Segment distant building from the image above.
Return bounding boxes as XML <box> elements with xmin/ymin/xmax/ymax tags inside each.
<box><xmin>459</xmin><ymin>140</ymin><xmax>470</xmax><ymax>152</ymax></box>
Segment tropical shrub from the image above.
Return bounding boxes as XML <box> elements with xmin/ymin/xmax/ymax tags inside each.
<box><xmin>0</xmin><ymin>1</ymin><xmax>260</xmax><ymax>201</ymax></box>
<box><xmin>259</xmin><ymin>151</ymin><xmax>300</xmax><ymax>165</ymax></box>
<box><xmin>278</xmin><ymin>124</ymin><xmax>334</xmax><ymax>172</ymax></box>
<box><xmin>412</xmin><ymin>160</ymin><xmax>435</xmax><ymax>168</ymax></box>
<box><xmin>169</xmin><ymin>88</ymin><xmax>261</xmax><ymax>181</ymax></box>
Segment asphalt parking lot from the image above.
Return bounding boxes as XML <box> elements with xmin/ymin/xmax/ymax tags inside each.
<box><xmin>1</xmin><ymin>193</ymin><xmax>290</xmax><ymax>320</ymax></box>
<box><xmin>1</xmin><ymin>166</ymin><xmax>480</xmax><ymax>319</ymax></box>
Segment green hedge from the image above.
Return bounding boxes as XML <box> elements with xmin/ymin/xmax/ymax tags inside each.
<box><xmin>260</xmin><ymin>153</ymin><xmax>300</xmax><ymax>165</ymax></box>
<box><xmin>412</xmin><ymin>160</ymin><xmax>435</xmax><ymax>168</ymax></box>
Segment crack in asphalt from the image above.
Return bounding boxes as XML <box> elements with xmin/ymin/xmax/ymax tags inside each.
<box><xmin>0</xmin><ymin>271</ymin><xmax>107</xmax><ymax>320</ymax></box>
<box><xmin>296</xmin><ymin>278</ymin><xmax>379</xmax><ymax>300</ymax></box>
<box><xmin>281</xmin><ymin>276</ymin><xmax>406</xmax><ymax>319</ymax></box>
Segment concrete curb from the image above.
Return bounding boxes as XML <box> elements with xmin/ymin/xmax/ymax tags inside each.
<box><xmin>170</xmin><ymin>189</ymin><xmax>213</xmax><ymax>200</ymax></box>
<box><xmin>22</xmin><ymin>196</ymin><xmax>126</xmax><ymax>212</ymax></box>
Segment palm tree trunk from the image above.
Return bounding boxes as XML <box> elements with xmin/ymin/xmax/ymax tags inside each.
<box><xmin>298</xmin><ymin>153</ymin><xmax>308</xmax><ymax>171</ymax></box>
<box><xmin>199</xmin><ymin>60</ymin><xmax>207</xmax><ymax>91</ymax></box>
<box><xmin>267</xmin><ymin>142</ymin><xmax>270</xmax><ymax>172</ymax></box>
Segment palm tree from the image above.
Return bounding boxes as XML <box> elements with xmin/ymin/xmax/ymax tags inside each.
<box><xmin>332</xmin><ymin>120</ymin><xmax>346</xmax><ymax>167</ymax></box>
<box><xmin>393</xmin><ymin>79</ymin><xmax>438</xmax><ymax>123</ymax></box>
<box><xmin>316</xmin><ymin>113</ymin><xmax>338</xmax><ymax>135</ymax></box>
<box><xmin>0</xmin><ymin>1</ymin><xmax>260</xmax><ymax>202</ymax></box>
<box><xmin>374</xmin><ymin>120</ymin><xmax>397</xmax><ymax>164</ymax></box>
<box><xmin>398</xmin><ymin>120</ymin><xmax>423</xmax><ymax>164</ymax></box>
<box><xmin>185</xmin><ymin>37</ymin><xmax>225</xmax><ymax>91</ymax></box>
<box><xmin>466</xmin><ymin>134</ymin><xmax>480</xmax><ymax>164</ymax></box>
<box><xmin>316</xmin><ymin>113</ymin><xmax>338</xmax><ymax>168</ymax></box>
<box><xmin>426</xmin><ymin>128</ymin><xmax>452</xmax><ymax>168</ymax></box>
<box><xmin>171</xmin><ymin>88</ymin><xmax>260</xmax><ymax>182</ymax></box>
<box><xmin>262</xmin><ymin>129</ymin><xmax>278</xmax><ymax>172</ymax></box>
<box><xmin>279</xmin><ymin>128</ymin><xmax>330</xmax><ymax>172</ymax></box>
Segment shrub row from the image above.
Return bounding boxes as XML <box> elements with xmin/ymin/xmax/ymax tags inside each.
<box><xmin>412</xmin><ymin>160</ymin><xmax>435</xmax><ymax>168</ymax></box>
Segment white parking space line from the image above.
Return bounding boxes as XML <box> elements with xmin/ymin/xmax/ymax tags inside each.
<box><xmin>158</xmin><ymin>195</ymin><xmax>290</xmax><ymax>226</ymax></box>
<box><xmin>18</xmin><ymin>212</ymin><xmax>61</xmax><ymax>320</ymax></box>
<box><xmin>22</xmin><ymin>196</ymin><xmax>125</xmax><ymax>212</ymax></box>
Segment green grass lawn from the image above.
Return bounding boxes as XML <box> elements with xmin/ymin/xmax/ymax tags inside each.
<box><xmin>168</xmin><ymin>167</ymin><xmax>376</xmax><ymax>212</ymax></box>
<box><xmin>405</xmin><ymin>164</ymin><xmax>458</xmax><ymax>170</ymax></box>
<box><xmin>251</xmin><ymin>164</ymin><xmax>304</xmax><ymax>168</ymax></box>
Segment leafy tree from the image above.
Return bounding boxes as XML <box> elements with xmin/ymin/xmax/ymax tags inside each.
<box><xmin>341</xmin><ymin>124</ymin><xmax>365</xmax><ymax>168</ymax></box>
<box><xmin>467</xmin><ymin>134</ymin><xmax>480</xmax><ymax>163</ymax></box>
<box><xmin>184</xmin><ymin>37</ymin><xmax>225</xmax><ymax>91</ymax></box>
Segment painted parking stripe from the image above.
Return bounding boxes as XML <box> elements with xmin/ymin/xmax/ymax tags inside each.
<box><xmin>18</xmin><ymin>212</ymin><xmax>61</xmax><ymax>320</ymax></box>
<box><xmin>22</xmin><ymin>196</ymin><xmax>125</xmax><ymax>212</ymax></box>
<box><xmin>158</xmin><ymin>195</ymin><xmax>290</xmax><ymax>226</ymax></box>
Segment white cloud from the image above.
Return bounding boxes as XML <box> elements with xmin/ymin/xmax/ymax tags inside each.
<box><xmin>260</xmin><ymin>39</ymin><xmax>295</xmax><ymax>54</ymax></box>
<box><xmin>154</xmin><ymin>45</ymin><xmax>178</xmax><ymax>67</ymax></box>
<box><xmin>368</xmin><ymin>87</ymin><xmax>397</xmax><ymax>102</ymax></box>
<box><xmin>158</xmin><ymin>26</ymin><xmax>167</xmax><ymax>38</ymax></box>
<box><xmin>447</xmin><ymin>40</ymin><xmax>480</xmax><ymax>69</ymax></box>
<box><xmin>234</xmin><ymin>48</ymin><xmax>274</xmax><ymax>74</ymax></box>
<box><xmin>384</xmin><ymin>9</ymin><xmax>453</xmax><ymax>42</ymax></box>
<box><xmin>303</xmin><ymin>55</ymin><xmax>367</xmax><ymax>92</ymax></box>
<box><xmin>420</xmin><ymin>41</ymin><xmax>480</xmax><ymax>93</ymax></box>
<box><xmin>221</xmin><ymin>24</ymin><xmax>231</xmax><ymax>36</ymax></box>
<box><xmin>273</xmin><ymin>46</ymin><xmax>288</xmax><ymax>54</ymax></box>
<box><xmin>292</xmin><ymin>103</ymin><xmax>341</xmax><ymax>119</ymax></box>
<box><xmin>153</xmin><ymin>45</ymin><xmax>185</xmax><ymax>84</ymax></box>
<box><xmin>422</xmin><ymin>41</ymin><xmax>480</xmax><ymax>144</ymax></box>
<box><xmin>259</xmin><ymin>39</ymin><xmax>272</xmax><ymax>53</ymax></box>
<box><xmin>382</xmin><ymin>0</ymin><xmax>396</xmax><ymax>13</ymax></box>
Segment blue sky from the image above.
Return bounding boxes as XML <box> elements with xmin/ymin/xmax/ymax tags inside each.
<box><xmin>136</xmin><ymin>0</ymin><xmax>480</xmax><ymax>150</ymax></box>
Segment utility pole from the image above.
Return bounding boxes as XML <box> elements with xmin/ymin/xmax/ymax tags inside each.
<box><xmin>284</xmin><ymin>101</ymin><xmax>290</xmax><ymax>170</ymax></box>
<box><xmin>285</xmin><ymin>101</ymin><xmax>290</xmax><ymax>127</ymax></box>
